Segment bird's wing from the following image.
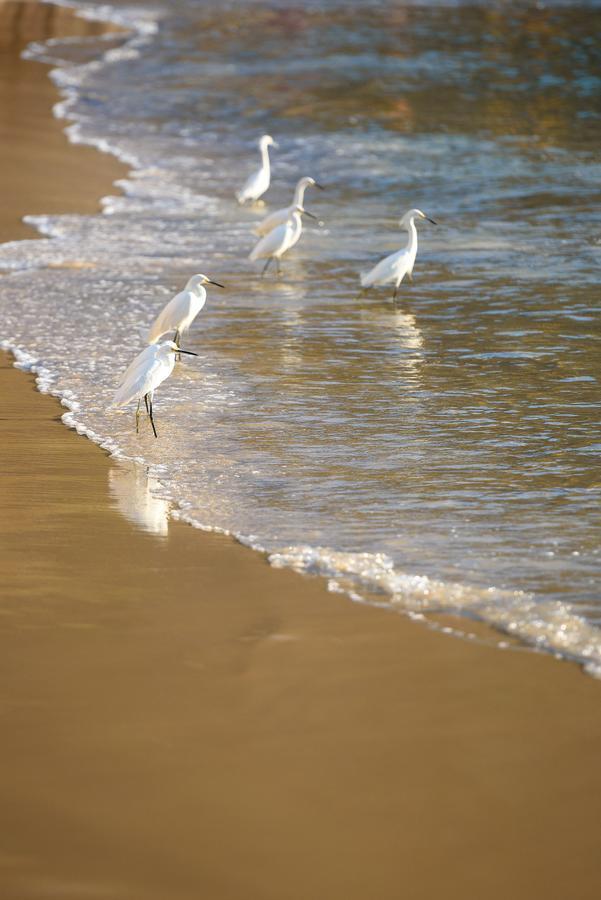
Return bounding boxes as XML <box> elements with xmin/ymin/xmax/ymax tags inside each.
<box><xmin>112</xmin><ymin>353</ymin><xmax>170</xmax><ymax>407</ymax></box>
<box><xmin>116</xmin><ymin>344</ymin><xmax>159</xmax><ymax>388</ymax></box>
<box><xmin>148</xmin><ymin>290</ymin><xmax>190</xmax><ymax>343</ymax></box>
<box><xmin>237</xmin><ymin>167</ymin><xmax>263</xmax><ymax>203</ymax></box>
<box><xmin>361</xmin><ymin>248</ymin><xmax>408</xmax><ymax>287</ymax></box>
<box><xmin>249</xmin><ymin>221</ymin><xmax>288</xmax><ymax>260</ymax></box>
<box><xmin>254</xmin><ymin>207</ymin><xmax>286</xmax><ymax>236</ymax></box>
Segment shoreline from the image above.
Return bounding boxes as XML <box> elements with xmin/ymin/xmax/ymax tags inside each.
<box><xmin>2</xmin><ymin>3</ymin><xmax>601</xmax><ymax>899</ymax></box>
<box><xmin>0</xmin><ymin>0</ymin><xmax>128</xmax><ymax>243</ymax></box>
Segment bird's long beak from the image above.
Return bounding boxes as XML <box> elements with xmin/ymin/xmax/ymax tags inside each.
<box><xmin>426</xmin><ymin>217</ymin><xmax>437</xmax><ymax>225</ymax></box>
<box><xmin>178</xmin><ymin>349</ymin><xmax>198</xmax><ymax>356</ymax></box>
<box><xmin>272</xmin><ymin>141</ymin><xmax>279</xmax><ymax>149</ymax></box>
<box><xmin>208</xmin><ymin>279</ymin><xmax>225</xmax><ymax>288</ymax></box>
<box><xmin>303</xmin><ymin>210</ymin><xmax>318</xmax><ymax>220</ymax></box>
<box><xmin>314</xmin><ymin>182</ymin><xmax>325</xmax><ymax>190</ymax></box>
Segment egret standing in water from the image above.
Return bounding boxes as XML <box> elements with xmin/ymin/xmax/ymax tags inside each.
<box><xmin>236</xmin><ymin>134</ymin><xmax>278</xmax><ymax>205</ymax></box>
<box><xmin>249</xmin><ymin>205</ymin><xmax>316</xmax><ymax>275</ymax></box>
<box><xmin>360</xmin><ymin>208</ymin><xmax>437</xmax><ymax>300</ymax></box>
<box><xmin>254</xmin><ymin>176</ymin><xmax>324</xmax><ymax>236</ymax></box>
<box><xmin>147</xmin><ymin>273</ymin><xmax>224</xmax><ymax>347</ymax></box>
<box><xmin>111</xmin><ymin>340</ymin><xmax>197</xmax><ymax>438</ymax></box>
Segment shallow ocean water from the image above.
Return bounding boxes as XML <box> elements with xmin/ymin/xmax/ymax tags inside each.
<box><xmin>1</xmin><ymin>0</ymin><xmax>600</xmax><ymax>670</ymax></box>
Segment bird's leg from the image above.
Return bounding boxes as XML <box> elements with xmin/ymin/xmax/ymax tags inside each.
<box><xmin>407</xmin><ymin>271</ymin><xmax>413</xmax><ymax>283</ymax></box>
<box><xmin>276</xmin><ymin>257</ymin><xmax>282</xmax><ymax>276</ymax></box>
<box><xmin>392</xmin><ymin>285</ymin><xmax>399</xmax><ymax>302</ymax></box>
<box><xmin>174</xmin><ymin>329</ymin><xmax>181</xmax><ymax>361</ymax></box>
<box><xmin>261</xmin><ymin>257</ymin><xmax>272</xmax><ymax>277</ymax></box>
<box><xmin>147</xmin><ymin>393</ymin><xmax>158</xmax><ymax>439</ymax></box>
<box><xmin>144</xmin><ymin>394</ymin><xmax>150</xmax><ymax>415</ymax></box>
<box><xmin>135</xmin><ymin>399</ymin><xmax>140</xmax><ymax>433</ymax></box>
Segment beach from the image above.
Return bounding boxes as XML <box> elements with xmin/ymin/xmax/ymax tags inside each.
<box><xmin>1</xmin><ymin>3</ymin><xmax>601</xmax><ymax>899</ymax></box>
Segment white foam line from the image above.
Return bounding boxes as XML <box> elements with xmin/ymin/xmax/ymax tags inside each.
<box><xmin>25</xmin><ymin>0</ymin><xmax>163</xmax><ymax>187</ymax></box>
<box><xmin>4</xmin><ymin>332</ymin><xmax>601</xmax><ymax>678</ymax></box>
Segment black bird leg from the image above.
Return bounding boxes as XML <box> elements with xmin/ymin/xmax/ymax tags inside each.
<box><xmin>147</xmin><ymin>393</ymin><xmax>158</xmax><ymax>438</ymax></box>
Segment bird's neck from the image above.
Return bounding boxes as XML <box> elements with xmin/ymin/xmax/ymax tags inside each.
<box><xmin>286</xmin><ymin>211</ymin><xmax>302</xmax><ymax>237</ymax></box>
<box><xmin>260</xmin><ymin>143</ymin><xmax>271</xmax><ymax>171</ymax></box>
<box><xmin>292</xmin><ymin>182</ymin><xmax>305</xmax><ymax>206</ymax></box>
<box><xmin>405</xmin><ymin>217</ymin><xmax>418</xmax><ymax>253</ymax></box>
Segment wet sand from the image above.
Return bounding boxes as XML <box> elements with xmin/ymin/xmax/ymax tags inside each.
<box><xmin>0</xmin><ymin>0</ymin><xmax>126</xmax><ymax>242</ymax></box>
<box><xmin>2</xmin><ymin>3</ymin><xmax>601</xmax><ymax>899</ymax></box>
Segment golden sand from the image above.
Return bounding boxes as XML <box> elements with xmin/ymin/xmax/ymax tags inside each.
<box><xmin>1</xmin><ymin>4</ymin><xmax>601</xmax><ymax>899</ymax></box>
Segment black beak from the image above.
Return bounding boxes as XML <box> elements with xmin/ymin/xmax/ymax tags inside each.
<box><xmin>208</xmin><ymin>280</ymin><xmax>225</xmax><ymax>288</ymax></box>
<box><xmin>178</xmin><ymin>349</ymin><xmax>198</xmax><ymax>356</ymax></box>
<box><xmin>314</xmin><ymin>182</ymin><xmax>325</xmax><ymax>190</ymax></box>
<box><xmin>426</xmin><ymin>217</ymin><xmax>437</xmax><ymax>225</ymax></box>
<box><xmin>303</xmin><ymin>210</ymin><xmax>318</xmax><ymax>220</ymax></box>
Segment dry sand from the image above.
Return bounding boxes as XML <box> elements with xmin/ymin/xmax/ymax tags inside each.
<box><xmin>1</xmin><ymin>3</ymin><xmax>601</xmax><ymax>899</ymax></box>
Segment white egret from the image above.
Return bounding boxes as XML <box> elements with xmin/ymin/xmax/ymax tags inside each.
<box><xmin>110</xmin><ymin>340</ymin><xmax>198</xmax><ymax>438</ymax></box>
<box><xmin>249</xmin><ymin>205</ymin><xmax>316</xmax><ymax>275</ymax></box>
<box><xmin>254</xmin><ymin>176</ymin><xmax>324</xmax><ymax>236</ymax></box>
<box><xmin>236</xmin><ymin>134</ymin><xmax>278</xmax><ymax>205</ymax></box>
<box><xmin>360</xmin><ymin>208</ymin><xmax>437</xmax><ymax>300</ymax></box>
<box><xmin>147</xmin><ymin>273</ymin><xmax>224</xmax><ymax>346</ymax></box>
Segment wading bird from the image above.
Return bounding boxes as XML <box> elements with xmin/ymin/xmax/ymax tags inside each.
<box><xmin>360</xmin><ymin>208</ymin><xmax>437</xmax><ymax>300</ymax></box>
<box><xmin>111</xmin><ymin>340</ymin><xmax>197</xmax><ymax>438</ymax></box>
<box><xmin>236</xmin><ymin>134</ymin><xmax>278</xmax><ymax>205</ymax></box>
<box><xmin>147</xmin><ymin>273</ymin><xmax>224</xmax><ymax>346</ymax></box>
<box><xmin>254</xmin><ymin>176</ymin><xmax>324</xmax><ymax>236</ymax></box>
<box><xmin>249</xmin><ymin>205</ymin><xmax>316</xmax><ymax>275</ymax></box>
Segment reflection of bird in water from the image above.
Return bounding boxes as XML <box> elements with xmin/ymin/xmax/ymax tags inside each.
<box><xmin>108</xmin><ymin>461</ymin><xmax>170</xmax><ymax>536</ymax></box>
<box><xmin>389</xmin><ymin>309</ymin><xmax>423</xmax><ymax>352</ymax></box>
<box><xmin>236</xmin><ymin>134</ymin><xmax>278</xmax><ymax>204</ymax></box>
<box><xmin>254</xmin><ymin>177</ymin><xmax>324</xmax><ymax>236</ymax></box>
<box><xmin>392</xmin><ymin>309</ymin><xmax>424</xmax><ymax>383</ymax></box>
<box><xmin>361</xmin><ymin>208</ymin><xmax>437</xmax><ymax>300</ymax></box>
<box><xmin>367</xmin><ymin>307</ymin><xmax>425</xmax><ymax>383</ymax></box>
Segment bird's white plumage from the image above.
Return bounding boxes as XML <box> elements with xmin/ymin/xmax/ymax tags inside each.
<box><xmin>361</xmin><ymin>208</ymin><xmax>434</xmax><ymax>292</ymax></box>
<box><xmin>148</xmin><ymin>274</ymin><xmax>209</xmax><ymax>344</ymax></box>
<box><xmin>236</xmin><ymin>134</ymin><xmax>277</xmax><ymax>204</ymax></box>
<box><xmin>360</xmin><ymin>245</ymin><xmax>416</xmax><ymax>289</ymax></box>
<box><xmin>249</xmin><ymin>207</ymin><xmax>303</xmax><ymax>262</ymax></box>
<box><xmin>116</xmin><ymin>342</ymin><xmax>162</xmax><ymax>389</ymax></box>
<box><xmin>254</xmin><ymin>176</ymin><xmax>317</xmax><ymax>236</ymax></box>
<box><xmin>111</xmin><ymin>341</ymin><xmax>178</xmax><ymax>408</ymax></box>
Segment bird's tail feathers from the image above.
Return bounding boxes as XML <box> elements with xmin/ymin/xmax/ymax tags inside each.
<box><xmin>109</xmin><ymin>387</ymin><xmax>129</xmax><ymax>409</ymax></box>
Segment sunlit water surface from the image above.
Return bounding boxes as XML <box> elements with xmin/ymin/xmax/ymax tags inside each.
<box><xmin>1</xmin><ymin>0</ymin><xmax>600</xmax><ymax>670</ymax></box>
